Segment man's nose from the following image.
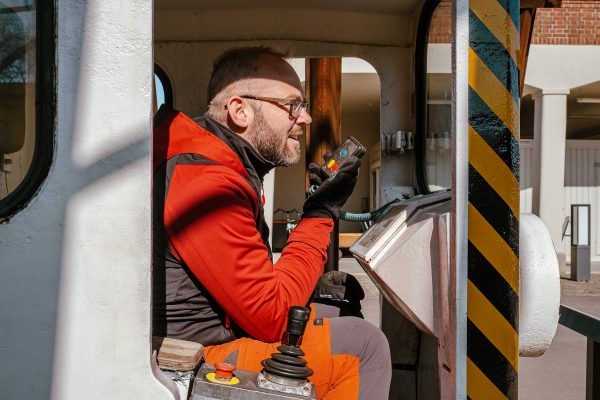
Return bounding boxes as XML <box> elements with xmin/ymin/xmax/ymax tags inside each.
<box><xmin>297</xmin><ymin>108</ymin><xmax>312</xmax><ymax>125</ymax></box>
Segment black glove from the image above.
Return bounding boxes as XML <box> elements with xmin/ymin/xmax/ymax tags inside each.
<box><xmin>303</xmin><ymin>156</ymin><xmax>361</xmax><ymax>219</ymax></box>
<box><xmin>313</xmin><ymin>271</ymin><xmax>365</xmax><ymax>302</ymax></box>
<box><xmin>312</xmin><ymin>271</ymin><xmax>365</xmax><ymax>318</ymax></box>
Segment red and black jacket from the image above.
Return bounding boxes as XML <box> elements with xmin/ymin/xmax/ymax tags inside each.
<box><xmin>153</xmin><ymin>108</ymin><xmax>334</xmax><ymax>345</ymax></box>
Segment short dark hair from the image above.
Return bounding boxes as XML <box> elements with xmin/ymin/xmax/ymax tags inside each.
<box><xmin>207</xmin><ymin>46</ymin><xmax>287</xmax><ymax>103</ymax></box>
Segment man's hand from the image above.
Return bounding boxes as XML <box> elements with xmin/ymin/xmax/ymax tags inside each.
<box><xmin>312</xmin><ymin>271</ymin><xmax>365</xmax><ymax>318</ymax></box>
<box><xmin>313</xmin><ymin>270</ymin><xmax>365</xmax><ymax>303</ymax></box>
<box><xmin>303</xmin><ymin>156</ymin><xmax>361</xmax><ymax>219</ymax></box>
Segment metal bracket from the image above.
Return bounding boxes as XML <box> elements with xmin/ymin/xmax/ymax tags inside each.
<box><xmin>562</xmin><ymin>216</ymin><xmax>571</xmax><ymax>240</ymax></box>
<box><xmin>1</xmin><ymin>154</ymin><xmax>12</xmax><ymax>172</ymax></box>
<box><xmin>256</xmin><ymin>372</ymin><xmax>314</xmax><ymax>398</ymax></box>
<box><xmin>383</xmin><ymin>131</ymin><xmax>414</xmax><ymax>154</ymax></box>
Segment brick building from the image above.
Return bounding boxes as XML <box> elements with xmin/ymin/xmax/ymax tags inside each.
<box><xmin>430</xmin><ymin>0</ymin><xmax>600</xmax><ymax>45</ymax></box>
<box><xmin>427</xmin><ymin>0</ymin><xmax>600</xmax><ymax>269</ymax></box>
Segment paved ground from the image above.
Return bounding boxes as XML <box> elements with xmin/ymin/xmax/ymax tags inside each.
<box><xmin>278</xmin><ymin>252</ymin><xmax>599</xmax><ymax>398</ymax></box>
<box><xmin>338</xmin><ymin>257</ymin><xmax>381</xmax><ymax>326</ymax></box>
<box><xmin>338</xmin><ymin>257</ymin><xmax>600</xmax><ymax>399</ymax></box>
<box><xmin>519</xmin><ymin>273</ymin><xmax>600</xmax><ymax>400</ymax></box>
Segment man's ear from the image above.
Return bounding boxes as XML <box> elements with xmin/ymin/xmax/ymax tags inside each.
<box><xmin>225</xmin><ymin>96</ymin><xmax>252</xmax><ymax>130</ymax></box>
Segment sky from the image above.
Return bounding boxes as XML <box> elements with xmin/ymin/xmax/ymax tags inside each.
<box><xmin>155</xmin><ymin>74</ymin><xmax>165</xmax><ymax>108</ymax></box>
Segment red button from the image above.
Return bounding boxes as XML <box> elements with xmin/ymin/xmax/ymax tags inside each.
<box><xmin>214</xmin><ymin>362</ymin><xmax>236</xmax><ymax>381</ymax></box>
<box><xmin>331</xmin><ymin>163</ymin><xmax>340</xmax><ymax>172</ymax></box>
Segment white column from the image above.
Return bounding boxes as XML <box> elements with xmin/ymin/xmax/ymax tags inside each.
<box><xmin>532</xmin><ymin>88</ymin><xmax>569</xmax><ymax>266</ymax></box>
<box><xmin>263</xmin><ymin>169</ymin><xmax>275</xmax><ymax>246</ymax></box>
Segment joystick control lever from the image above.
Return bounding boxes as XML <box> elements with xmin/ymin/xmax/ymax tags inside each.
<box><xmin>257</xmin><ymin>306</ymin><xmax>316</xmax><ymax>397</ymax></box>
<box><xmin>281</xmin><ymin>305</ymin><xmax>310</xmax><ymax>348</ymax></box>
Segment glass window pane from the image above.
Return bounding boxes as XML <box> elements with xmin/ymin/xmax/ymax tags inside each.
<box><xmin>153</xmin><ymin>64</ymin><xmax>172</xmax><ymax>113</ymax></box>
<box><xmin>578</xmin><ymin>206</ymin><xmax>589</xmax><ymax>246</ymax></box>
<box><xmin>0</xmin><ymin>1</ymin><xmax>36</xmax><ymax>200</ymax></box>
<box><xmin>425</xmin><ymin>0</ymin><xmax>452</xmax><ymax>192</ymax></box>
<box><xmin>155</xmin><ymin>74</ymin><xmax>165</xmax><ymax>109</ymax></box>
<box><xmin>572</xmin><ymin>207</ymin><xmax>579</xmax><ymax>245</ymax></box>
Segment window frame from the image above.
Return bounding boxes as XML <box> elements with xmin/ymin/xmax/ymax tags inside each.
<box><xmin>154</xmin><ymin>63</ymin><xmax>173</xmax><ymax>110</ymax></box>
<box><xmin>415</xmin><ymin>0</ymin><xmax>443</xmax><ymax>195</ymax></box>
<box><xmin>0</xmin><ymin>1</ymin><xmax>56</xmax><ymax>222</ymax></box>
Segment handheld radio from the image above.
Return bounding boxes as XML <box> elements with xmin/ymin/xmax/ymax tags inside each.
<box><xmin>320</xmin><ymin>136</ymin><xmax>366</xmax><ymax>178</ymax></box>
<box><xmin>308</xmin><ymin>137</ymin><xmax>366</xmax><ymax>196</ymax></box>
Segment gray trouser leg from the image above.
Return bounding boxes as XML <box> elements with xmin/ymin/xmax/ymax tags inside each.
<box><xmin>314</xmin><ymin>302</ymin><xmax>342</xmax><ymax>318</ymax></box>
<box><xmin>329</xmin><ymin>316</ymin><xmax>392</xmax><ymax>400</ymax></box>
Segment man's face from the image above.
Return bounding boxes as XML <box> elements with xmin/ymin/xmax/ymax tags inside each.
<box><xmin>243</xmin><ymin>56</ymin><xmax>312</xmax><ymax>167</ymax></box>
<box><xmin>249</xmin><ymin>105</ymin><xmax>303</xmax><ymax>166</ymax></box>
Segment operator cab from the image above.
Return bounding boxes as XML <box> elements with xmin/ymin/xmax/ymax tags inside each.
<box><xmin>153</xmin><ymin>0</ymin><xmax>453</xmax><ymax>398</ymax></box>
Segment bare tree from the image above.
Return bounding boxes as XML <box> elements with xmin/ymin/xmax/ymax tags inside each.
<box><xmin>0</xmin><ymin>8</ymin><xmax>29</xmax><ymax>83</ymax></box>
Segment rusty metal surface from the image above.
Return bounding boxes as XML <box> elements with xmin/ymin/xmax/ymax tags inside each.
<box><xmin>520</xmin><ymin>0</ymin><xmax>562</xmax><ymax>8</ymax></box>
<box><xmin>519</xmin><ymin>8</ymin><xmax>536</xmax><ymax>97</ymax></box>
<box><xmin>519</xmin><ymin>0</ymin><xmax>563</xmax><ymax>95</ymax></box>
<box><xmin>305</xmin><ymin>57</ymin><xmax>342</xmax><ymax>175</ymax></box>
<box><xmin>305</xmin><ymin>57</ymin><xmax>342</xmax><ymax>271</ymax></box>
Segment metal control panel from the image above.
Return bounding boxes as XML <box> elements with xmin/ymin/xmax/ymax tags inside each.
<box><xmin>350</xmin><ymin>191</ymin><xmax>451</xmax><ymax>337</ymax></box>
<box><xmin>190</xmin><ymin>364</ymin><xmax>317</xmax><ymax>400</ymax></box>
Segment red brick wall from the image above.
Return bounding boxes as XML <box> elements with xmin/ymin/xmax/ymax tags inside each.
<box><xmin>532</xmin><ymin>0</ymin><xmax>600</xmax><ymax>45</ymax></box>
<box><xmin>428</xmin><ymin>0</ymin><xmax>452</xmax><ymax>44</ymax></box>
<box><xmin>428</xmin><ymin>0</ymin><xmax>600</xmax><ymax>45</ymax></box>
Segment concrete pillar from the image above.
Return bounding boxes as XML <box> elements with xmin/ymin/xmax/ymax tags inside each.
<box><xmin>532</xmin><ymin>88</ymin><xmax>569</xmax><ymax>267</ymax></box>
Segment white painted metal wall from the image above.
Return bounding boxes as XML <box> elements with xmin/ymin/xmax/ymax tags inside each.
<box><xmin>520</xmin><ymin>139</ymin><xmax>600</xmax><ymax>262</ymax></box>
<box><xmin>563</xmin><ymin>140</ymin><xmax>600</xmax><ymax>260</ymax></box>
<box><xmin>0</xmin><ymin>1</ymin><xmax>176</xmax><ymax>399</ymax></box>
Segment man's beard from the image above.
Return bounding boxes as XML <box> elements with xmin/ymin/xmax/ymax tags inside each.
<box><xmin>248</xmin><ymin>108</ymin><xmax>301</xmax><ymax>167</ymax></box>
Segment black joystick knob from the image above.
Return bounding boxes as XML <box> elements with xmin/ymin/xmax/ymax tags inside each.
<box><xmin>282</xmin><ymin>305</ymin><xmax>310</xmax><ymax>347</ymax></box>
<box><xmin>261</xmin><ymin>306</ymin><xmax>314</xmax><ymax>383</ymax></box>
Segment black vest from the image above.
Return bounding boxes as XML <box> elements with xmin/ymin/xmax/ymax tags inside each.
<box><xmin>153</xmin><ymin>114</ymin><xmax>274</xmax><ymax>346</ymax></box>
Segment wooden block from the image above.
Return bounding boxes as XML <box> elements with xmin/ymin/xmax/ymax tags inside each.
<box><xmin>153</xmin><ymin>336</ymin><xmax>204</xmax><ymax>372</ymax></box>
<box><xmin>339</xmin><ymin>233</ymin><xmax>362</xmax><ymax>249</ymax></box>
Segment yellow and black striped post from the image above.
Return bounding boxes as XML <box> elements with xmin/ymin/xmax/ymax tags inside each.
<box><xmin>467</xmin><ymin>0</ymin><xmax>520</xmax><ymax>398</ymax></box>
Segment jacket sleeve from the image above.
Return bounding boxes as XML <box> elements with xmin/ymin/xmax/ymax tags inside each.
<box><xmin>164</xmin><ymin>164</ymin><xmax>333</xmax><ymax>343</ymax></box>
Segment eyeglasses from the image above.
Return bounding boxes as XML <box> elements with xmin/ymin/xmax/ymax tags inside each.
<box><xmin>240</xmin><ymin>95</ymin><xmax>309</xmax><ymax>118</ymax></box>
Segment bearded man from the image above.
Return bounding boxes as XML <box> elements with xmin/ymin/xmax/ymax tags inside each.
<box><xmin>153</xmin><ymin>47</ymin><xmax>391</xmax><ymax>400</ymax></box>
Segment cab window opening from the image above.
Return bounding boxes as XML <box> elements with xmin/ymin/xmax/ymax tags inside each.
<box><xmin>271</xmin><ymin>57</ymin><xmax>381</xmax><ymax>254</ymax></box>
<box><xmin>154</xmin><ymin>63</ymin><xmax>173</xmax><ymax>113</ymax></box>
<box><xmin>415</xmin><ymin>0</ymin><xmax>452</xmax><ymax>194</ymax></box>
<box><xmin>0</xmin><ymin>0</ymin><xmax>55</xmax><ymax>222</ymax></box>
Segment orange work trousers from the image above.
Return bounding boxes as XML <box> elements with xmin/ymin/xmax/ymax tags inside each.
<box><xmin>204</xmin><ymin>315</ymin><xmax>360</xmax><ymax>399</ymax></box>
